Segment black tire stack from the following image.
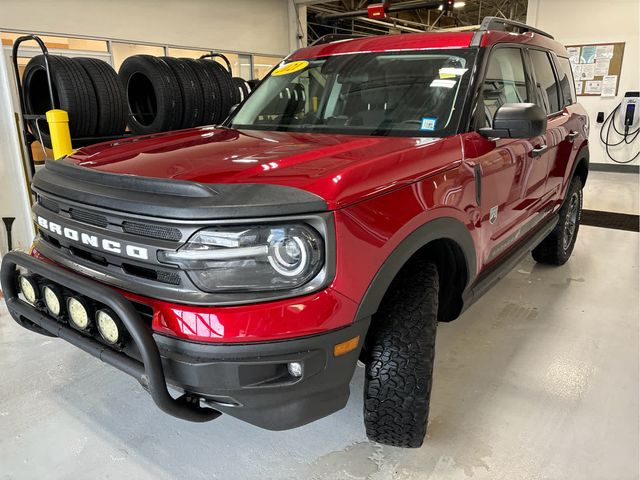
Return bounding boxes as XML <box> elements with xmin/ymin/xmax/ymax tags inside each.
<box><xmin>22</xmin><ymin>53</ymin><xmax>254</xmax><ymax>144</ymax></box>
<box><xmin>23</xmin><ymin>55</ymin><xmax>127</xmax><ymax>148</ymax></box>
<box><xmin>119</xmin><ymin>55</ymin><xmax>250</xmax><ymax>134</ymax></box>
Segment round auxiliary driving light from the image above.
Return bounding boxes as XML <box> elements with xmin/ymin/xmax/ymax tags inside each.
<box><xmin>42</xmin><ymin>285</ymin><xmax>64</xmax><ymax>317</ymax></box>
<box><xmin>288</xmin><ymin>361</ymin><xmax>303</xmax><ymax>378</ymax></box>
<box><xmin>96</xmin><ymin>309</ymin><xmax>121</xmax><ymax>345</ymax></box>
<box><xmin>67</xmin><ymin>296</ymin><xmax>92</xmax><ymax>330</ymax></box>
<box><xmin>18</xmin><ymin>275</ymin><xmax>38</xmax><ymax>305</ymax></box>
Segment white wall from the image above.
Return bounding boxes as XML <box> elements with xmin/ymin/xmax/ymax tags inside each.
<box><xmin>0</xmin><ymin>50</ymin><xmax>35</xmax><ymax>258</ymax></box>
<box><xmin>527</xmin><ymin>0</ymin><xmax>640</xmax><ymax>165</ymax></box>
<box><xmin>0</xmin><ymin>0</ymin><xmax>293</xmax><ymax>56</ymax></box>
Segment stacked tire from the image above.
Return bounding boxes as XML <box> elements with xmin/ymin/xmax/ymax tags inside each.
<box><xmin>22</xmin><ymin>54</ymin><xmax>254</xmax><ymax>143</ymax></box>
<box><xmin>119</xmin><ymin>55</ymin><xmax>248</xmax><ymax>134</ymax></box>
<box><xmin>22</xmin><ymin>55</ymin><xmax>127</xmax><ymax>148</ymax></box>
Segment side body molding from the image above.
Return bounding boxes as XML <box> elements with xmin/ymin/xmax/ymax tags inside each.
<box><xmin>354</xmin><ymin>217</ymin><xmax>476</xmax><ymax>321</ymax></box>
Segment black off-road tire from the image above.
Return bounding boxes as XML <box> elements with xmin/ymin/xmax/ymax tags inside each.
<box><xmin>74</xmin><ymin>57</ymin><xmax>127</xmax><ymax>137</ymax></box>
<box><xmin>532</xmin><ymin>176</ymin><xmax>583</xmax><ymax>265</ymax></box>
<box><xmin>23</xmin><ymin>54</ymin><xmax>98</xmax><ymax>146</ymax></box>
<box><xmin>118</xmin><ymin>54</ymin><xmax>183</xmax><ymax>134</ymax></box>
<box><xmin>161</xmin><ymin>57</ymin><xmax>204</xmax><ymax>128</ymax></box>
<box><xmin>364</xmin><ymin>260</ymin><xmax>439</xmax><ymax>448</ymax></box>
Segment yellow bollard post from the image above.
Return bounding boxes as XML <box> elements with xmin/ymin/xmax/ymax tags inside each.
<box><xmin>45</xmin><ymin>109</ymin><xmax>73</xmax><ymax>159</ymax></box>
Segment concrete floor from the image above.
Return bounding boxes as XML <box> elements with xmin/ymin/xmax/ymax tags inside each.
<box><xmin>0</xmin><ymin>171</ymin><xmax>638</xmax><ymax>480</ymax></box>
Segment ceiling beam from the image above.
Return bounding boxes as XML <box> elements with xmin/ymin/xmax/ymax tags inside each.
<box><xmin>293</xmin><ymin>0</ymin><xmax>334</xmax><ymax>5</ymax></box>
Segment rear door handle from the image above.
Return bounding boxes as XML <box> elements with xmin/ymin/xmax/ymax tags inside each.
<box><xmin>566</xmin><ymin>130</ymin><xmax>579</xmax><ymax>142</ymax></box>
<box><xmin>530</xmin><ymin>145</ymin><xmax>548</xmax><ymax>157</ymax></box>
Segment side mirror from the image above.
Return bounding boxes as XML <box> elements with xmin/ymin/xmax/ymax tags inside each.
<box><xmin>479</xmin><ymin>103</ymin><xmax>547</xmax><ymax>139</ymax></box>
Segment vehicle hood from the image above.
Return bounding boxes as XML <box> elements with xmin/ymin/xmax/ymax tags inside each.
<box><xmin>66</xmin><ymin>127</ymin><xmax>460</xmax><ymax>209</ymax></box>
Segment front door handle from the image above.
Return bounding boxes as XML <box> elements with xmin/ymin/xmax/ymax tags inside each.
<box><xmin>530</xmin><ymin>145</ymin><xmax>548</xmax><ymax>157</ymax></box>
<box><xmin>566</xmin><ymin>130</ymin><xmax>579</xmax><ymax>142</ymax></box>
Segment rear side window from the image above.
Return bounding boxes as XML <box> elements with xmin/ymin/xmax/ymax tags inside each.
<box><xmin>481</xmin><ymin>48</ymin><xmax>529</xmax><ymax>126</ymax></box>
<box><xmin>556</xmin><ymin>56</ymin><xmax>576</xmax><ymax>106</ymax></box>
<box><xmin>529</xmin><ymin>49</ymin><xmax>562</xmax><ymax>114</ymax></box>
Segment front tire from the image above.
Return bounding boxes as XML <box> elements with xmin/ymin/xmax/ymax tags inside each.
<box><xmin>363</xmin><ymin>259</ymin><xmax>439</xmax><ymax>448</ymax></box>
<box><xmin>532</xmin><ymin>176</ymin><xmax>583</xmax><ymax>265</ymax></box>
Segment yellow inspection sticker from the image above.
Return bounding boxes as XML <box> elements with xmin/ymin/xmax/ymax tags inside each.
<box><xmin>272</xmin><ymin>60</ymin><xmax>309</xmax><ymax>76</ymax></box>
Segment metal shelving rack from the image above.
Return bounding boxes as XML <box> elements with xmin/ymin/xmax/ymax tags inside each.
<box><xmin>11</xmin><ymin>34</ymin><xmax>134</xmax><ymax>177</ymax></box>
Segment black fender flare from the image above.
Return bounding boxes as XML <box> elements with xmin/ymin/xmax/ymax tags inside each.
<box><xmin>354</xmin><ymin>217</ymin><xmax>476</xmax><ymax>321</ymax></box>
<box><xmin>569</xmin><ymin>143</ymin><xmax>590</xmax><ymax>187</ymax></box>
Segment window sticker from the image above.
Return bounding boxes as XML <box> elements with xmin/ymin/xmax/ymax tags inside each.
<box><xmin>272</xmin><ymin>60</ymin><xmax>309</xmax><ymax>76</ymax></box>
<box><xmin>439</xmin><ymin>67</ymin><xmax>468</xmax><ymax>79</ymax></box>
<box><xmin>430</xmin><ymin>79</ymin><xmax>457</xmax><ymax>89</ymax></box>
<box><xmin>420</xmin><ymin>118</ymin><xmax>437</xmax><ymax>131</ymax></box>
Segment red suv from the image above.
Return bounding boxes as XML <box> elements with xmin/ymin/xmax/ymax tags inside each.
<box><xmin>1</xmin><ymin>17</ymin><xmax>588</xmax><ymax>448</ymax></box>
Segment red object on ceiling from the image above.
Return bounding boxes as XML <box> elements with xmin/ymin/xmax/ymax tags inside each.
<box><xmin>367</xmin><ymin>3</ymin><xmax>387</xmax><ymax>19</ymax></box>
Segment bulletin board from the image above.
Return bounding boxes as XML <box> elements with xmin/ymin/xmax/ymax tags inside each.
<box><xmin>564</xmin><ymin>42</ymin><xmax>625</xmax><ymax>97</ymax></box>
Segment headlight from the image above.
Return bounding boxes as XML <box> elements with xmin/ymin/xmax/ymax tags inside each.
<box><xmin>158</xmin><ymin>224</ymin><xmax>324</xmax><ymax>292</ymax></box>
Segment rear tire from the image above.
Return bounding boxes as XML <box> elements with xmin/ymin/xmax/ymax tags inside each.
<box><xmin>364</xmin><ymin>260</ymin><xmax>439</xmax><ymax>448</ymax></box>
<box><xmin>532</xmin><ymin>176</ymin><xmax>583</xmax><ymax>265</ymax></box>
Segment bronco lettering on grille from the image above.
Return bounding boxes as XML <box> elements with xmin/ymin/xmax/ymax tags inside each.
<box><xmin>37</xmin><ymin>216</ymin><xmax>149</xmax><ymax>260</ymax></box>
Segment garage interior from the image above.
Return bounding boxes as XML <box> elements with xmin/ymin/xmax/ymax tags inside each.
<box><xmin>0</xmin><ymin>1</ymin><xmax>638</xmax><ymax>479</ymax></box>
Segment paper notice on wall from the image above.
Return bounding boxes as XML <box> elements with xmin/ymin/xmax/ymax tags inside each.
<box><xmin>573</xmin><ymin>64</ymin><xmax>583</xmax><ymax>79</ymax></box>
<box><xmin>575</xmin><ymin>80</ymin><xmax>584</xmax><ymax>95</ymax></box>
<box><xmin>566</xmin><ymin>46</ymin><xmax>581</xmax><ymax>64</ymax></box>
<box><xmin>580</xmin><ymin>63</ymin><xmax>596</xmax><ymax>80</ymax></box>
<box><xmin>594</xmin><ymin>58</ymin><xmax>610</xmax><ymax>76</ymax></box>
<box><xmin>595</xmin><ymin>44</ymin><xmax>614</xmax><ymax>60</ymax></box>
<box><xmin>580</xmin><ymin>45</ymin><xmax>597</xmax><ymax>64</ymax></box>
<box><xmin>601</xmin><ymin>75</ymin><xmax>618</xmax><ymax>97</ymax></box>
<box><xmin>584</xmin><ymin>81</ymin><xmax>602</xmax><ymax>95</ymax></box>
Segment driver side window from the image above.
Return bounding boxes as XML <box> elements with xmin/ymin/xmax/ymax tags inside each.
<box><xmin>479</xmin><ymin>48</ymin><xmax>529</xmax><ymax>128</ymax></box>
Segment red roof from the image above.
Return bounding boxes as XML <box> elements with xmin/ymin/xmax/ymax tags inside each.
<box><xmin>289</xmin><ymin>29</ymin><xmax>567</xmax><ymax>60</ymax></box>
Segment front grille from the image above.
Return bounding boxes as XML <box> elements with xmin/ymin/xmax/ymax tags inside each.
<box><xmin>122</xmin><ymin>221</ymin><xmax>182</xmax><ymax>242</ymax></box>
<box><xmin>36</xmin><ymin>192</ymin><xmax>191</xmax><ymax>294</ymax></box>
<box><xmin>69</xmin><ymin>208</ymin><xmax>108</xmax><ymax>228</ymax></box>
<box><xmin>122</xmin><ymin>262</ymin><xmax>181</xmax><ymax>286</ymax></box>
<box><xmin>39</xmin><ymin>197</ymin><xmax>60</xmax><ymax>213</ymax></box>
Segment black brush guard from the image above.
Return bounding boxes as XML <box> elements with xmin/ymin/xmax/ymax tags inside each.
<box><xmin>1</xmin><ymin>251</ymin><xmax>220</xmax><ymax>422</ymax></box>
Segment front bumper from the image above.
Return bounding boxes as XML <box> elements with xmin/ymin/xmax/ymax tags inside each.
<box><xmin>1</xmin><ymin>251</ymin><xmax>368</xmax><ymax>429</ymax></box>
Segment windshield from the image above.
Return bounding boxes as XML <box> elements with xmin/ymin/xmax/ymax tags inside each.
<box><xmin>231</xmin><ymin>49</ymin><xmax>476</xmax><ymax>137</ymax></box>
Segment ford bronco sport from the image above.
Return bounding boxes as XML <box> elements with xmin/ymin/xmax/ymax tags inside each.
<box><xmin>1</xmin><ymin>17</ymin><xmax>589</xmax><ymax>448</ymax></box>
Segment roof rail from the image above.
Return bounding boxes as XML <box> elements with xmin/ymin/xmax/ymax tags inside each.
<box><xmin>309</xmin><ymin>34</ymin><xmax>367</xmax><ymax>47</ymax></box>
<box><xmin>471</xmin><ymin>16</ymin><xmax>554</xmax><ymax>46</ymax></box>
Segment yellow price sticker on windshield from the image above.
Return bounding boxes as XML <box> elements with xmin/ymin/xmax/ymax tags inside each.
<box><xmin>272</xmin><ymin>61</ymin><xmax>309</xmax><ymax>76</ymax></box>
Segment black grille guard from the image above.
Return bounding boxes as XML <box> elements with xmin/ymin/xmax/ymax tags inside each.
<box><xmin>1</xmin><ymin>251</ymin><xmax>220</xmax><ymax>422</ymax></box>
